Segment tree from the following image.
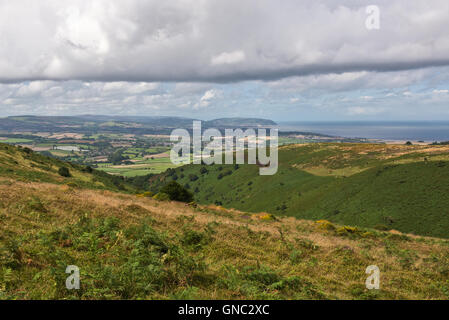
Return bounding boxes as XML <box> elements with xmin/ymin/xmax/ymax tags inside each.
<box><xmin>160</xmin><ymin>181</ymin><xmax>193</xmax><ymax>203</ymax></box>
<box><xmin>108</xmin><ymin>150</ymin><xmax>128</xmax><ymax>165</ymax></box>
<box><xmin>58</xmin><ymin>167</ymin><xmax>71</xmax><ymax>177</ymax></box>
<box><xmin>405</xmin><ymin>141</ymin><xmax>413</xmax><ymax>145</ymax></box>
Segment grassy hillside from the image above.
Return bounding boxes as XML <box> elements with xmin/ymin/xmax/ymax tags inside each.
<box><xmin>0</xmin><ymin>143</ymin><xmax>135</xmax><ymax>193</ymax></box>
<box><xmin>1</xmin><ymin>179</ymin><xmax>449</xmax><ymax>299</ymax></box>
<box><xmin>151</xmin><ymin>143</ymin><xmax>449</xmax><ymax>238</ymax></box>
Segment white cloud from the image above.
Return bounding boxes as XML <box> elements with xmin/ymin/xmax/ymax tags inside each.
<box><xmin>347</xmin><ymin>106</ymin><xmax>385</xmax><ymax>115</ymax></box>
<box><xmin>194</xmin><ymin>89</ymin><xmax>221</xmax><ymax>109</ymax></box>
<box><xmin>15</xmin><ymin>81</ymin><xmax>54</xmax><ymax>97</ymax></box>
<box><xmin>211</xmin><ymin>50</ymin><xmax>246</xmax><ymax>66</ymax></box>
<box><xmin>200</xmin><ymin>89</ymin><xmax>217</xmax><ymax>101</ymax></box>
<box><xmin>433</xmin><ymin>89</ymin><xmax>449</xmax><ymax>94</ymax></box>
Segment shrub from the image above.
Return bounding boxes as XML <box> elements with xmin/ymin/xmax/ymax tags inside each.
<box><xmin>160</xmin><ymin>181</ymin><xmax>193</xmax><ymax>203</ymax></box>
<box><xmin>153</xmin><ymin>192</ymin><xmax>170</xmax><ymax>201</ymax></box>
<box><xmin>259</xmin><ymin>213</ymin><xmax>276</xmax><ymax>221</ymax></box>
<box><xmin>181</xmin><ymin>229</ymin><xmax>205</xmax><ymax>247</ymax></box>
<box><xmin>200</xmin><ymin>167</ymin><xmax>208</xmax><ymax>174</ymax></box>
<box><xmin>65</xmin><ymin>182</ymin><xmax>79</xmax><ymax>188</ymax></box>
<box><xmin>166</xmin><ymin>168</ymin><xmax>175</xmax><ymax>176</ymax></box>
<box><xmin>142</xmin><ymin>191</ymin><xmax>153</xmax><ymax>197</ymax></box>
<box><xmin>188</xmin><ymin>174</ymin><xmax>198</xmax><ymax>181</ymax></box>
<box><xmin>336</xmin><ymin>226</ymin><xmax>359</xmax><ymax>236</ymax></box>
<box><xmin>315</xmin><ymin>220</ymin><xmax>335</xmax><ymax>231</ymax></box>
<box><xmin>289</xmin><ymin>250</ymin><xmax>302</xmax><ymax>264</ymax></box>
<box><xmin>83</xmin><ymin>166</ymin><xmax>93</xmax><ymax>173</ymax></box>
<box><xmin>58</xmin><ymin>167</ymin><xmax>71</xmax><ymax>177</ymax></box>
<box><xmin>243</xmin><ymin>266</ymin><xmax>280</xmax><ymax>286</ymax></box>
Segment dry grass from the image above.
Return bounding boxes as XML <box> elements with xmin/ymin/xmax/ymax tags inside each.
<box><xmin>1</xmin><ymin>180</ymin><xmax>449</xmax><ymax>299</ymax></box>
<box><xmin>287</xmin><ymin>143</ymin><xmax>449</xmax><ymax>177</ymax></box>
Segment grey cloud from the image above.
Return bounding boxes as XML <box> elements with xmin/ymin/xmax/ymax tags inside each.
<box><xmin>1</xmin><ymin>0</ymin><xmax>449</xmax><ymax>83</ymax></box>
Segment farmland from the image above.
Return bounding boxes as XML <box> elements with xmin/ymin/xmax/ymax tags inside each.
<box><xmin>0</xmin><ymin>115</ymin><xmax>368</xmax><ymax>177</ymax></box>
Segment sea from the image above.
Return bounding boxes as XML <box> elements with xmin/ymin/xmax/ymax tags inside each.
<box><xmin>278</xmin><ymin>121</ymin><xmax>449</xmax><ymax>142</ymax></box>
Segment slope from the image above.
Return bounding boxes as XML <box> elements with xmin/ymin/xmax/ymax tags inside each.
<box><xmin>150</xmin><ymin>143</ymin><xmax>449</xmax><ymax>238</ymax></box>
<box><xmin>1</xmin><ymin>180</ymin><xmax>449</xmax><ymax>299</ymax></box>
<box><xmin>0</xmin><ymin>142</ymin><xmax>135</xmax><ymax>193</ymax></box>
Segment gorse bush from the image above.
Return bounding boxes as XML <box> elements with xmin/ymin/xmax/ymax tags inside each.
<box><xmin>153</xmin><ymin>192</ymin><xmax>170</xmax><ymax>201</ymax></box>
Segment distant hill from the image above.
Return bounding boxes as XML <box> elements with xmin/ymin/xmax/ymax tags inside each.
<box><xmin>151</xmin><ymin>143</ymin><xmax>449</xmax><ymax>238</ymax></box>
<box><xmin>204</xmin><ymin>117</ymin><xmax>276</xmax><ymax>127</ymax></box>
<box><xmin>0</xmin><ymin>115</ymin><xmax>278</xmax><ymax>134</ymax></box>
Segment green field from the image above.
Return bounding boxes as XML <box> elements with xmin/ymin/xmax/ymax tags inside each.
<box><xmin>0</xmin><ymin>138</ymin><xmax>33</xmax><ymax>143</ymax></box>
<box><xmin>97</xmin><ymin>157</ymin><xmax>177</xmax><ymax>177</ymax></box>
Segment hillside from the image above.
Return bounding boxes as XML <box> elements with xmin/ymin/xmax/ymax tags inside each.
<box><xmin>151</xmin><ymin>143</ymin><xmax>449</xmax><ymax>238</ymax></box>
<box><xmin>0</xmin><ymin>143</ymin><xmax>135</xmax><ymax>193</ymax></box>
<box><xmin>1</xmin><ymin>142</ymin><xmax>449</xmax><ymax>300</ymax></box>
<box><xmin>1</xmin><ymin>178</ymin><xmax>449</xmax><ymax>299</ymax></box>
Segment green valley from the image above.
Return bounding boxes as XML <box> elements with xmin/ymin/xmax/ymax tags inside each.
<box><xmin>150</xmin><ymin>143</ymin><xmax>449</xmax><ymax>238</ymax></box>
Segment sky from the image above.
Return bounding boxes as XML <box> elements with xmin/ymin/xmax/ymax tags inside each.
<box><xmin>1</xmin><ymin>0</ymin><xmax>449</xmax><ymax>121</ymax></box>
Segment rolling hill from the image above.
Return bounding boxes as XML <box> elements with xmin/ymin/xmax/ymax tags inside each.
<box><xmin>151</xmin><ymin>143</ymin><xmax>449</xmax><ymax>238</ymax></box>
<box><xmin>0</xmin><ymin>115</ymin><xmax>277</xmax><ymax>135</ymax></box>
<box><xmin>0</xmin><ymin>142</ymin><xmax>136</xmax><ymax>193</ymax></box>
<box><xmin>1</xmin><ymin>143</ymin><xmax>449</xmax><ymax>299</ymax></box>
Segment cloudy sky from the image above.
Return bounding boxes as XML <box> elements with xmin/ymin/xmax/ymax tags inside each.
<box><xmin>1</xmin><ymin>0</ymin><xmax>449</xmax><ymax>121</ymax></box>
